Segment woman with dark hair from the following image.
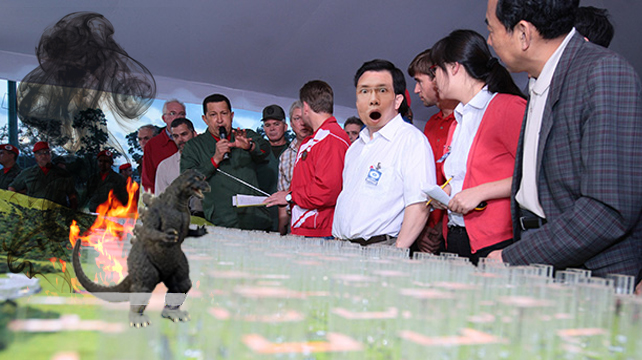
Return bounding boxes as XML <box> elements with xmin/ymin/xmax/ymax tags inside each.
<box><xmin>427</xmin><ymin>29</ymin><xmax>526</xmax><ymax>264</ymax></box>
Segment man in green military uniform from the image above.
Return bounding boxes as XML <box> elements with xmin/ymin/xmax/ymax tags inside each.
<box><xmin>8</xmin><ymin>141</ymin><xmax>78</xmax><ymax>209</ymax></box>
<box><xmin>0</xmin><ymin>144</ymin><xmax>22</xmax><ymax>190</ymax></box>
<box><xmin>84</xmin><ymin>149</ymin><xmax>128</xmax><ymax>212</ymax></box>
<box><xmin>180</xmin><ymin>94</ymin><xmax>272</xmax><ymax>230</ymax></box>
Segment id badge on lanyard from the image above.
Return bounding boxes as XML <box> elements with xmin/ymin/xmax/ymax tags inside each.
<box><xmin>438</xmin><ymin>121</ymin><xmax>457</xmax><ymax>164</ymax></box>
<box><xmin>436</xmin><ymin>146</ymin><xmax>451</xmax><ymax>164</ymax></box>
<box><xmin>366</xmin><ymin>162</ymin><xmax>382</xmax><ymax>185</ymax></box>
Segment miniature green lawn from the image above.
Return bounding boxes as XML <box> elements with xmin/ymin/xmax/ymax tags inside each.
<box><xmin>2</xmin><ymin>231</ymin><xmax>641</xmax><ymax>360</ymax></box>
<box><xmin>1</xmin><ymin>271</ymin><xmax>101</xmax><ymax>360</ymax></box>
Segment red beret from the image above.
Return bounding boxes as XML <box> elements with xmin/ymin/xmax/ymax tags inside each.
<box><xmin>0</xmin><ymin>144</ymin><xmax>19</xmax><ymax>156</ymax></box>
<box><xmin>97</xmin><ymin>149</ymin><xmax>113</xmax><ymax>158</ymax></box>
<box><xmin>119</xmin><ymin>163</ymin><xmax>132</xmax><ymax>171</ymax></box>
<box><xmin>33</xmin><ymin>141</ymin><xmax>49</xmax><ymax>153</ymax></box>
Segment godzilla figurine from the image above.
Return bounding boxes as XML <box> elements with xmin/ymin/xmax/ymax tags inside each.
<box><xmin>72</xmin><ymin>169</ymin><xmax>210</xmax><ymax>327</ymax></box>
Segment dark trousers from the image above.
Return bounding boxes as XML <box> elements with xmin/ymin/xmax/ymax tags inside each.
<box><xmin>446</xmin><ymin>226</ymin><xmax>513</xmax><ymax>266</ymax></box>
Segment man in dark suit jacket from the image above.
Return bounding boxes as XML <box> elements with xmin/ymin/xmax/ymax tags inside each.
<box><xmin>485</xmin><ymin>0</ymin><xmax>642</xmax><ymax>280</ymax></box>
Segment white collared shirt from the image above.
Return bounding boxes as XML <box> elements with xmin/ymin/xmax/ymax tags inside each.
<box><xmin>155</xmin><ymin>151</ymin><xmax>181</xmax><ymax>195</ymax></box>
<box><xmin>155</xmin><ymin>151</ymin><xmax>203</xmax><ymax>212</ymax></box>
<box><xmin>332</xmin><ymin>114</ymin><xmax>435</xmax><ymax>240</ymax></box>
<box><xmin>443</xmin><ymin>87</ymin><xmax>496</xmax><ymax>226</ymax></box>
<box><xmin>516</xmin><ymin>28</ymin><xmax>576</xmax><ymax>218</ymax></box>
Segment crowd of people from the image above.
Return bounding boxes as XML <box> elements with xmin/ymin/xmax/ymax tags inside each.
<box><xmin>0</xmin><ymin>140</ymin><xmax>136</xmax><ymax>212</ymax></box>
<box><xmin>1</xmin><ymin>2</ymin><xmax>640</xmax><ymax>285</ymax></box>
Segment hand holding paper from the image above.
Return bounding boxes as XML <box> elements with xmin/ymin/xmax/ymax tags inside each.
<box><xmin>423</xmin><ymin>177</ymin><xmax>453</xmax><ymax>208</ymax></box>
<box><xmin>263</xmin><ymin>190</ymin><xmax>290</xmax><ymax>207</ymax></box>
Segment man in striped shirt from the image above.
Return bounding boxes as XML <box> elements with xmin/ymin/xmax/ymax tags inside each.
<box><xmin>264</xmin><ymin>81</ymin><xmax>350</xmax><ymax>238</ymax></box>
<box><xmin>275</xmin><ymin>100</ymin><xmax>312</xmax><ymax>235</ymax></box>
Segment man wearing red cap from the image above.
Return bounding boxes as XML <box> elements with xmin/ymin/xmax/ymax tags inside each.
<box><xmin>8</xmin><ymin>141</ymin><xmax>78</xmax><ymax>209</ymax></box>
<box><xmin>0</xmin><ymin>144</ymin><xmax>21</xmax><ymax>190</ymax></box>
<box><xmin>84</xmin><ymin>149</ymin><xmax>128</xmax><ymax>212</ymax></box>
<box><xmin>119</xmin><ymin>163</ymin><xmax>133</xmax><ymax>179</ymax></box>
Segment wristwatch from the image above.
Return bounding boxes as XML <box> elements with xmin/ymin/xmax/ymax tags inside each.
<box><xmin>285</xmin><ymin>192</ymin><xmax>292</xmax><ymax>204</ymax></box>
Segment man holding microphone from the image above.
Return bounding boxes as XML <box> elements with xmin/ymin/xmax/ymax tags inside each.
<box><xmin>180</xmin><ymin>94</ymin><xmax>273</xmax><ymax>230</ymax></box>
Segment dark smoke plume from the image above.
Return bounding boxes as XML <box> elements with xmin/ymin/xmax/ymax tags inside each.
<box><xmin>3</xmin><ymin>12</ymin><xmax>156</xmax><ymax>289</ymax></box>
<box><xmin>17</xmin><ymin>12</ymin><xmax>156</xmax><ymax>152</ymax></box>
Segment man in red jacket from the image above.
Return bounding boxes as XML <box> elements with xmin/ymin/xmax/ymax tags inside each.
<box><xmin>141</xmin><ymin>99</ymin><xmax>186</xmax><ymax>193</ymax></box>
<box><xmin>264</xmin><ymin>80</ymin><xmax>350</xmax><ymax>237</ymax></box>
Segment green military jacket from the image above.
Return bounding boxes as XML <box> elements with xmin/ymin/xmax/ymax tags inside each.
<box><xmin>180</xmin><ymin>129</ymin><xmax>272</xmax><ymax>230</ymax></box>
<box><xmin>84</xmin><ymin>169</ymin><xmax>128</xmax><ymax>212</ymax></box>
<box><xmin>0</xmin><ymin>164</ymin><xmax>21</xmax><ymax>190</ymax></box>
<box><xmin>9</xmin><ymin>164</ymin><xmax>77</xmax><ymax>208</ymax></box>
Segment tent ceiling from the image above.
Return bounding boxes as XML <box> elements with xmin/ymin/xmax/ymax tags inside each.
<box><xmin>0</xmin><ymin>0</ymin><xmax>639</xmax><ymax>121</ymax></box>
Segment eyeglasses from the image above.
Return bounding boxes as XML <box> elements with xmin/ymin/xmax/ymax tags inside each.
<box><xmin>427</xmin><ymin>65</ymin><xmax>438</xmax><ymax>79</ymax></box>
<box><xmin>35</xmin><ymin>150</ymin><xmax>51</xmax><ymax>156</ymax></box>
<box><xmin>356</xmin><ymin>86</ymin><xmax>392</xmax><ymax>97</ymax></box>
<box><xmin>164</xmin><ymin>111</ymin><xmax>186</xmax><ymax>117</ymax></box>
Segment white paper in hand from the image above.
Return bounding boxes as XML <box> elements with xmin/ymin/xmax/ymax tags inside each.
<box><xmin>422</xmin><ymin>185</ymin><xmax>450</xmax><ymax>205</ymax></box>
<box><xmin>232</xmin><ymin>194</ymin><xmax>268</xmax><ymax>207</ymax></box>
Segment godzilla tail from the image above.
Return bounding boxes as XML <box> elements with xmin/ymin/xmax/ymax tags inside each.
<box><xmin>72</xmin><ymin>239</ymin><xmax>131</xmax><ymax>302</ymax></box>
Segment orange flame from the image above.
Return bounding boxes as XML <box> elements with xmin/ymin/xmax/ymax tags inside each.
<box><xmin>48</xmin><ymin>257</ymin><xmax>67</xmax><ymax>273</ymax></box>
<box><xmin>47</xmin><ymin>257</ymin><xmax>79</xmax><ymax>292</ymax></box>
<box><xmin>69</xmin><ymin>178</ymin><xmax>139</xmax><ymax>286</ymax></box>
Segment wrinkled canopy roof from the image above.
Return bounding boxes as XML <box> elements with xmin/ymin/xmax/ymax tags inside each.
<box><xmin>0</xmin><ymin>0</ymin><xmax>639</xmax><ymax>122</ymax></box>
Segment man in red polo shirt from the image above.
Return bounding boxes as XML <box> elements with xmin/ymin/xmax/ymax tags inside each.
<box><xmin>408</xmin><ymin>49</ymin><xmax>458</xmax><ymax>253</ymax></box>
<box><xmin>141</xmin><ymin>99</ymin><xmax>186</xmax><ymax>193</ymax></box>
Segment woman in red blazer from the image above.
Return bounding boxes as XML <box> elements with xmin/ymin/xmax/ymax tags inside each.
<box><xmin>427</xmin><ymin>29</ymin><xmax>526</xmax><ymax>265</ymax></box>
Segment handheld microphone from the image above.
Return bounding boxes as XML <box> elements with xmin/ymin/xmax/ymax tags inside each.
<box><xmin>219</xmin><ymin>126</ymin><xmax>229</xmax><ymax>160</ymax></box>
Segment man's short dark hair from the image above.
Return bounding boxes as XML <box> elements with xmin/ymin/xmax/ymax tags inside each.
<box><xmin>354</xmin><ymin>59</ymin><xmax>406</xmax><ymax>96</ymax></box>
<box><xmin>170</xmin><ymin>117</ymin><xmax>195</xmax><ymax>132</ymax></box>
<box><xmin>202</xmin><ymin>94</ymin><xmax>232</xmax><ymax>115</ymax></box>
<box><xmin>344</xmin><ymin>116</ymin><xmax>364</xmax><ymax>128</ymax></box>
<box><xmin>299</xmin><ymin>80</ymin><xmax>334</xmax><ymax>115</ymax></box>
<box><xmin>575</xmin><ymin>6</ymin><xmax>614</xmax><ymax>48</ymax></box>
<box><xmin>407</xmin><ymin>49</ymin><xmax>432</xmax><ymax>77</ymax></box>
<box><xmin>496</xmin><ymin>0</ymin><xmax>579</xmax><ymax>39</ymax></box>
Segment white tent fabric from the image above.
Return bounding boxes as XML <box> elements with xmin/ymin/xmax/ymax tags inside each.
<box><xmin>0</xmin><ymin>50</ymin><xmax>356</xmax><ymax>121</ymax></box>
<box><xmin>0</xmin><ymin>0</ymin><xmax>640</xmax><ymax>124</ymax></box>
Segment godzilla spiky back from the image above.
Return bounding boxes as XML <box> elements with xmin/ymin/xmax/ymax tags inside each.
<box><xmin>71</xmin><ymin>169</ymin><xmax>210</xmax><ymax>304</ymax></box>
